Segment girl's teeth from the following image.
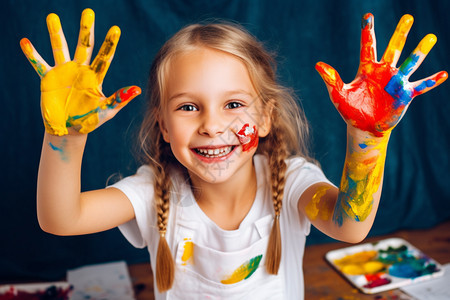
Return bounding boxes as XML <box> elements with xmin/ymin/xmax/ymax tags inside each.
<box><xmin>196</xmin><ymin>146</ymin><xmax>232</xmax><ymax>157</ymax></box>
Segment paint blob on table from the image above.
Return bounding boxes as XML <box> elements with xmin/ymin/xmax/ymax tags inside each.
<box><xmin>325</xmin><ymin>238</ymin><xmax>443</xmax><ymax>294</ymax></box>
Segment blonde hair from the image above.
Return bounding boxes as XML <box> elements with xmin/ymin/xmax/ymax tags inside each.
<box><xmin>138</xmin><ymin>22</ymin><xmax>313</xmax><ymax>292</ymax></box>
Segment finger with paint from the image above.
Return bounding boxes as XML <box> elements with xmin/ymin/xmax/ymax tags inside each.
<box><xmin>20</xmin><ymin>9</ymin><xmax>141</xmax><ymax>136</ymax></box>
<box><xmin>315</xmin><ymin>13</ymin><xmax>448</xmax><ymax>137</ymax></box>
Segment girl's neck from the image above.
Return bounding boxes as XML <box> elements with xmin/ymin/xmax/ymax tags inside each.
<box><xmin>189</xmin><ymin>161</ymin><xmax>257</xmax><ymax>231</ymax></box>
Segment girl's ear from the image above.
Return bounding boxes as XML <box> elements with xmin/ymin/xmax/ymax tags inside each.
<box><xmin>258</xmin><ymin>100</ymin><xmax>274</xmax><ymax>138</ymax></box>
<box><xmin>159</xmin><ymin>117</ymin><xmax>170</xmax><ymax>143</ymax></box>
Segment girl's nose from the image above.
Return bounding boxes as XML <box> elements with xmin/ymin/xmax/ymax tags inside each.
<box><xmin>198</xmin><ymin>110</ymin><xmax>226</xmax><ymax>137</ymax></box>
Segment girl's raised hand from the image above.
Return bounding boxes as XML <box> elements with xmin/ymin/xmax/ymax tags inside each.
<box><xmin>20</xmin><ymin>8</ymin><xmax>141</xmax><ymax>136</ymax></box>
<box><xmin>315</xmin><ymin>13</ymin><xmax>447</xmax><ymax>137</ymax></box>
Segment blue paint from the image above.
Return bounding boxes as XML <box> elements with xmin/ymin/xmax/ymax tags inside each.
<box><xmin>49</xmin><ymin>142</ymin><xmax>63</xmax><ymax>152</ymax></box>
<box><xmin>378</xmin><ymin>245</ymin><xmax>439</xmax><ymax>279</ymax></box>
<box><xmin>49</xmin><ymin>139</ymin><xmax>68</xmax><ymax>161</ymax></box>
<box><xmin>66</xmin><ymin>108</ymin><xmax>100</xmax><ymax>127</ymax></box>
<box><xmin>359</xmin><ymin>143</ymin><xmax>368</xmax><ymax>149</ymax></box>
<box><xmin>384</xmin><ymin>74</ymin><xmax>413</xmax><ymax>107</ymax></box>
<box><xmin>414</xmin><ymin>79</ymin><xmax>436</xmax><ymax>92</ymax></box>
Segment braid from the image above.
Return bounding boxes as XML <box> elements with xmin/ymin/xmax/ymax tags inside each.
<box><xmin>152</xmin><ymin>139</ymin><xmax>175</xmax><ymax>292</ymax></box>
<box><xmin>265</xmin><ymin>122</ymin><xmax>288</xmax><ymax>275</ymax></box>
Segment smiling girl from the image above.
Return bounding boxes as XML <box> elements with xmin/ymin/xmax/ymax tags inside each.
<box><xmin>21</xmin><ymin>8</ymin><xmax>446</xmax><ymax>299</ymax></box>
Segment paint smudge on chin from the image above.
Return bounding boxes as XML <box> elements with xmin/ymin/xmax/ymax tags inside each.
<box><xmin>221</xmin><ymin>255</ymin><xmax>262</xmax><ymax>284</ymax></box>
<box><xmin>236</xmin><ymin>124</ymin><xmax>258</xmax><ymax>152</ymax></box>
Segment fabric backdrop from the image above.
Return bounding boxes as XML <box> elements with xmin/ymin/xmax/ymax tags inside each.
<box><xmin>2</xmin><ymin>0</ymin><xmax>449</xmax><ymax>281</ymax></box>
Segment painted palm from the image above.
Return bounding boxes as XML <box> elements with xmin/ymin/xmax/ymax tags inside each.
<box><xmin>20</xmin><ymin>9</ymin><xmax>140</xmax><ymax>136</ymax></box>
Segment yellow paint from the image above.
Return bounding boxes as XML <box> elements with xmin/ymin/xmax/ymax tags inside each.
<box><xmin>382</xmin><ymin>14</ymin><xmax>413</xmax><ymax>63</ymax></box>
<box><xmin>74</xmin><ymin>9</ymin><xmax>95</xmax><ymax>64</ymax></box>
<box><xmin>363</xmin><ymin>261</ymin><xmax>384</xmax><ymax>273</ymax></box>
<box><xmin>221</xmin><ymin>255</ymin><xmax>262</xmax><ymax>284</ymax></box>
<box><xmin>417</xmin><ymin>34</ymin><xmax>436</xmax><ymax>54</ymax></box>
<box><xmin>305</xmin><ymin>186</ymin><xmax>333</xmax><ymax>221</ymax></box>
<box><xmin>40</xmin><ymin>60</ymin><xmax>106</xmax><ymax>135</ymax></box>
<box><xmin>341</xmin><ymin>135</ymin><xmax>388</xmax><ymax>222</ymax></box>
<box><xmin>46</xmin><ymin>13</ymin><xmax>62</xmax><ymax>32</ymax></box>
<box><xmin>181</xmin><ymin>239</ymin><xmax>194</xmax><ymax>266</ymax></box>
<box><xmin>47</xmin><ymin>13</ymin><xmax>66</xmax><ymax>65</ymax></box>
<box><xmin>91</xmin><ymin>26</ymin><xmax>121</xmax><ymax>82</ymax></box>
<box><xmin>333</xmin><ymin>250</ymin><xmax>384</xmax><ymax>275</ymax></box>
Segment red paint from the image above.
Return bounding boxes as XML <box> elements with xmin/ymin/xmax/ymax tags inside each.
<box><xmin>363</xmin><ymin>273</ymin><xmax>391</xmax><ymax>288</ymax></box>
<box><xmin>236</xmin><ymin>124</ymin><xmax>258</xmax><ymax>152</ymax></box>
<box><xmin>117</xmin><ymin>86</ymin><xmax>141</xmax><ymax>104</ymax></box>
<box><xmin>315</xmin><ymin>14</ymin><xmax>407</xmax><ymax>137</ymax></box>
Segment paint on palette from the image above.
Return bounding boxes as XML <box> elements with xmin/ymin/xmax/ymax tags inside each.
<box><xmin>236</xmin><ymin>124</ymin><xmax>258</xmax><ymax>152</ymax></box>
<box><xmin>221</xmin><ymin>255</ymin><xmax>262</xmax><ymax>284</ymax></box>
<box><xmin>305</xmin><ymin>186</ymin><xmax>333</xmax><ymax>221</ymax></box>
<box><xmin>332</xmin><ymin>244</ymin><xmax>439</xmax><ymax>289</ymax></box>
<box><xmin>181</xmin><ymin>238</ymin><xmax>194</xmax><ymax>266</ymax></box>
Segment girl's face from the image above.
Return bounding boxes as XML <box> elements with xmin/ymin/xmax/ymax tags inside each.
<box><xmin>160</xmin><ymin>47</ymin><xmax>271</xmax><ymax>184</ymax></box>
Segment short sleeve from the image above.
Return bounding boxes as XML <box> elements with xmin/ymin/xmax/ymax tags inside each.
<box><xmin>107</xmin><ymin>165</ymin><xmax>156</xmax><ymax>248</ymax></box>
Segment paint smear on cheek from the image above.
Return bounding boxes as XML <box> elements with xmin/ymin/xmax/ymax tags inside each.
<box><xmin>236</xmin><ymin>124</ymin><xmax>258</xmax><ymax>152</ymax></box>
<box><xmin>181</xmin><ymin>238</ymin><xmax>194</xmax><ymax>266</ymax></box>
<box><xmin>305</xmin><ymin>186</ymin><xmax>333</xmax><ymax>221</ymax></box>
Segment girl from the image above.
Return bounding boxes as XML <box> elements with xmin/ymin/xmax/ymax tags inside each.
<box><xmin>20</xmin><ymin>8</ymin><xmax>447</xmax><ymax>299</ymax></box>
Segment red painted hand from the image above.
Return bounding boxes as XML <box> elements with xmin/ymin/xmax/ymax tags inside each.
<box><xmin>316</xmin><ymin>13</ymin><xmax>447</xmax><ymax>137</ymax></box>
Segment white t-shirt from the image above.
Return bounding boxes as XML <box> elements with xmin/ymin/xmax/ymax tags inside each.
<box><xmin>111</xmin><ymin>154</ymin><xmax>331</xmax><ymax>299</ymax></box>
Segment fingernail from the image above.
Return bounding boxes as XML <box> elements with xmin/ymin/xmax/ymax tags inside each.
<box><xmin>418</xmin><ymin>34</ymin><xmax>437</xmax><ymax>54</ymax></box>
<box><xmin>361</xmin><ymin>13</ymin><xmax>373</xmax><ymax>30</ymax></box>
<box><xmin>20</xmin><ymin>38</ymin><xmax>33</xmax><ymax>55</ymax></box>
<box><xmin>117</xmin><ymin>86</ymin><xmax>141</xmax><ymax>103</ymax></box>
<box><xmin>81</xmin><ymin>8</ymin><xmax>95</xmax><ymax>29</ymax></box>
<box><xmin>47</xmin><ymin>13</ymin><xmax>62</xmax><ymax>33</ymax></box>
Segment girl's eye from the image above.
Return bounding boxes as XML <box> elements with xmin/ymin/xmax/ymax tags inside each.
<box><xmin>226</xmin><ymin>102</ymin><xmax>243</xmax><ymax>109</ymax></box>
<box><xmin>178</xmin><ymin>104</ymin><xmax>198</xmax><ymax>111</ymax></box>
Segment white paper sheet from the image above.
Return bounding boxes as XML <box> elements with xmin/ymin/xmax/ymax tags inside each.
<box><xmin>401</xmin><ymin>263</ymin><xmax>450</xmax><ymax>300</ymax></box>
<box><xmin>67</xmin><ymin>261</ymin><xmax>135</xmax><ymax>300</ymax></box>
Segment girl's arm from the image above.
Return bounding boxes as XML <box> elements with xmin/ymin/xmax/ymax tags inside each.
<box><xmin>298</xmin><ymin>13</ymin><xmax>447</xmax><ymax>243</ymax></box>
<box><xmin>21</xmin><ymin>9</ymin><xmax>140</xmax><ymax>235</ymax></box>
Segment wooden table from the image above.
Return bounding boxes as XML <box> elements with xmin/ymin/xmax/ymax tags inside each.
<box><xmin>129</xmin><ymin>220</ymin><xmax>450</xmax><ymax>299</ymax></box>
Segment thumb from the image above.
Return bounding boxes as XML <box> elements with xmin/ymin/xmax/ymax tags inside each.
<box><xmin>103</xmin><ymin>85</ymin><xmax>141</xmax><ymax>110</ymax></box>
<box><xmin>315</xmin><ymin>62</ymin><xmax>344</xmax><ymax>92</ymax></box>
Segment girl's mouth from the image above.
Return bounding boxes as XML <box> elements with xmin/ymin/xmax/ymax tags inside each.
<box><xmin>194</xmin><ymin>146</ymin><xmax>235</xmax><ymax>158</ymax></box>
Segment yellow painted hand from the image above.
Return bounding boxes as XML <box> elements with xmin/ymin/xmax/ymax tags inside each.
<box><xmin>20</xmin><ymin>9</ymin><xmax>141</xmax><ymax>136</ymax></box>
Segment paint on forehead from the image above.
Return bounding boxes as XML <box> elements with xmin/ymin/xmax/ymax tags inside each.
<box><xmin>221</xmin><ymin>255</ymin><xmax>262</xmax><ymax>284</ymax></box>
<box><xmin>236</xmin><ymin>123</ymin><xmax>258</xmax><ymax>152</ymax></box>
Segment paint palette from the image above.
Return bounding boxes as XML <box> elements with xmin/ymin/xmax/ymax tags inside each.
<box><xmin>325</xmin><ymin>237</ymin><xmax>444</xmax><ymax>294</ymax></box>
<box><xmin>0</xmin><ymin>282</ymin><xmax>72</xmax><ymax>299</ymax></box>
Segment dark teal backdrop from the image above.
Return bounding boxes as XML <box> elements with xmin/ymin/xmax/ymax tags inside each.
<box><xmin>2</xmin><ymin>0</ymin><xmax>449</xmax><ymax>281</ymax></box>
